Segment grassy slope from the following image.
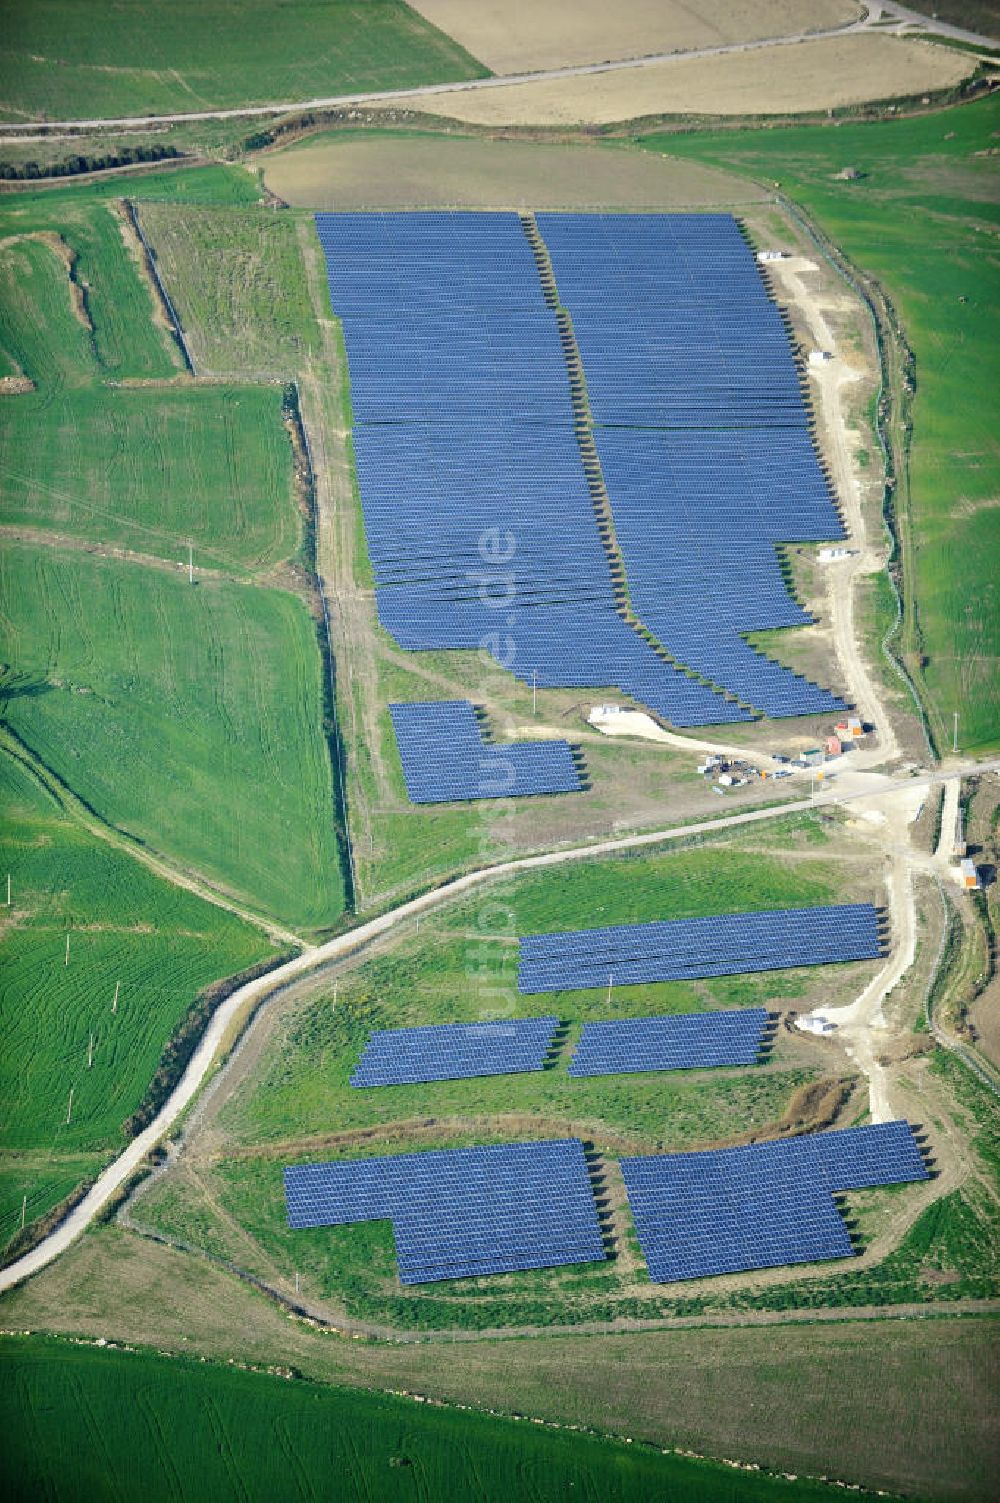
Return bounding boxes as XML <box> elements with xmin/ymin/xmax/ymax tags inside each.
<box><xmin>0</xmin><ymin>752</ymin><xmax>273</xmax><ymax>1249</ymax></box>
<box><xmin>0</xmin><ymin>1</ymin><xmax>488</xmax><ymax>122</ymax></box>
<box><xmin>1</xmin><ymin>542</ymin><xmax>341</xmax><ymax>929</ymax></box>
<box><xmin>638</xmin><ymin>95</ymin><xmax>1000</xmax><ymax>754</ymax></box>
<box><xmin>0</xmin><ymin>1335</ymin><xmax>847</xmax><ymax>1503</ymax></box>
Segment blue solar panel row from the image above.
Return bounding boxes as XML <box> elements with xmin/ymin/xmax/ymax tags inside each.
<box><xmin>284</xmin><ymin>1139</ymin><xmax>607</xmax><ymax>1284</ymax></box>
<box><xmin>621</xmin><ymin>1121</ymin><xmax>927</xmax><ymax>1283</ymax></box>
<box><xmin>568</xmin><ymin>1008</ymin><xmax>770</xmax><ymax>1076</ymax></box>
<box><xmin>389</xmin><ymin>701</ymin><xmax>582</xmax><ymax>803</ymax></box>
<box><xmin>351</xmin><ymin>1017</ymin><xmax>560</xmax><ymax>1087</ymax></box>
<box><xmin>518</xmin><ymin>904</ymin><xmax>884</xmax><ymax>993</ymax></box>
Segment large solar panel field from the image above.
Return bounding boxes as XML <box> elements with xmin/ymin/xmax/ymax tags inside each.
<box><xmin>350</xmin><ymin>1017</ymin><xmax>560</xmax><ymax>1087</ymax></box>
<box><xmin>283</xmin><ymin>1123</ymin><xmax>927</xmax><ymax>1287</ymax></box>
<box><xmin>318</xmin><ymin>209</ymin><xmax>850</xmax><ymax>727</ymax></box>
<box><xmin>568</xmin><ymin>1008</ymin><xmax>772</xmax><ymax>1076</ymax></box>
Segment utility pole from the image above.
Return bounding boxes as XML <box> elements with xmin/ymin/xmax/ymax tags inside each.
<box><xmin>87</xmin><ymin>1033</ymin><xmax>94</xmax><ymax>1069</ymax></box>
<box><xmin>606</xmin><ymin>972</ymin><xmax>613</xmax><ymax>1006</ymax></box>
<box><xmin>64</xmin><ymin>933</ymin><xmax>70</xmax><ymax>966</ymax></box>
<box><xmin>953</xmin><ymin>711</ymin><xmax>959</xmax><ymax>754</ymax></box>
<box><xmin>5</xmin><ymin>874</ymin><xmax>9</xmax><ymax>906</ymax></box>
<box><xmin>532</xmin><ymin>669</ymin><xmax>537</xmax><ymax>717</ymax></box>
<box><xmin>188</xmin><ymin>540</ymin><xmax>194</xmax><ymax>586</ymax></box>
<box><xmin>65</xmin><ymin>1088</ymin><xmax>74</xmax><ymax>1126</ymax></box>
<box><xmin>112</xmin><ymin>981</ymin><xmax>119</xmax><ymax>1015</ymax></box>
<box><xmin>21</xmin><ymin>1194</ymin><xmax>26</xmax><ymax>1230</ymax></box>
<box><xmin>294</xmin><ymin>1270</ymin><xmax>300</xmax><ymax>1298</ymax></box>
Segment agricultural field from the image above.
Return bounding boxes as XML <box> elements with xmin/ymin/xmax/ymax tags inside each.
<box><xmin>0</xmin><ymin>1</ymin><xmax>488</xmax><ymax>123</ymax></box>
<box><xmin>410</xmin><ymin>33</ymin><xmax>977</xmax><ymax>127</ymax></box>
<box><xmin>0</xmin><ymin>543</ymin><xmax>343</xmax><ymax>930</ymax></box>
<box><xmin>258</xmin><ymin>130</ymin><xmax>769</xmax><ymax>211</ymax></box>
<box><xmin>0</xmin><ymin>751</ymin><xmax>275</xmax><ymax>1256</ymax></box>
<box><xmin>407</xmin><ymin>0</ymin><xmax>861</xmax><ymax>73</ymax></box>
<box><xmin>0</xmin><ymin>1334</ymin><xmax>853</xmax><ymax>1503</ymax></box>
<box><xmin>639</xmin><ymin>94</ymin><xmax>1000</xmax><ymax>753</ymax></box>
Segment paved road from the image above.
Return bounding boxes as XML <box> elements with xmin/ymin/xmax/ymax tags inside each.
<box><xmin>4</xmin><ymin>755</ymin><xmax>997</xmax><ymax>1294</ymax></box>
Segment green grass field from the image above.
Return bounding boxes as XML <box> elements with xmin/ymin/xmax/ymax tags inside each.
<box><xmin>0</xmin><ymin>1335</ymin><xmax>849</xmax><ymax>1503</ymax></box>
<box><xmin>638</xmin><ymin>95</ymin><xmax>1000</xmax><ymax>754</ymax></box>
<box><xmin>0</xmin><ymin>752</ymin><xmax>274</xmax><ymax>1251</ymax></box>
<box><xmin>0</xmin><ymin>1</ymin><xmax>488</xmax><ymax>123</ymax></box>
<box><xmin>0</xmin><ymin>543</ymin><xmax>344</xmax><ymax>929</ymax></box>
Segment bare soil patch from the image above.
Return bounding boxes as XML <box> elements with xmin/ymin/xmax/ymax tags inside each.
<box><xmin>405</xmin><ymin>35</ymin><xmax>975</xmax><ymax>126</ymax></box>
<box><xmin>408</xmin><ymin>0</ymin><xmax>861</xmax><ymax>74</ymax></box>
<box><xmin>261</xmin><ymin>135</ymin><xmax>766</xmax><ymax>211</ymax></box>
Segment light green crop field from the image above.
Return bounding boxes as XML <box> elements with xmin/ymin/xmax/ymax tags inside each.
<box><xmin>639</xmin><ymin>95</ymin><xmax>1000</xmax><ymax>755</ymax></box>
<box><xmin>0</xmin><ymin>752</ymin><xmax>273</xmax><ymax>1253</ymax></box>
<box><xmin>0</xmin><ymin>1</ymin><xmax>488</xmax><ymax>123</ymax></box>
<box><xmin>0</xmin><ymin>1335</ymin><xmax>849</xmax><ymax>1503</ymax></box>
<box><xmin>0</xmin><ymin>543</ymin><xmax>344</xmax><ymax>930</ymax></box>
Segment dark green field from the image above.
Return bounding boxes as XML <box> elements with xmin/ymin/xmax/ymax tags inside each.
<box><xmin>0</xmin><ymin>1</ymin><xmax>488</xmax><ymax>122</ymax></box>
<box><xmin>638</xmin><ymin>95</ymin><xmax>1000</xmax><ymax>754</ymax></box>
<box><xmin>0</xmin><ymin>1335</ymin><xmax>851</xmax><ymax>1503</ymax></box>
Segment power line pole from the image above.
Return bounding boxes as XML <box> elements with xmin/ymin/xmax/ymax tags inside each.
<box><xmin>5</xmin><ymin>874</ymin><xmax>9</xmax><ymax>907</ymax></box>
<box><xmin>64</xmin><ymin>933</ymin><xmax>70</xmax><ymax>967</ymax></box>
<box><xmin>532</xmin><ymin>669</ymin><xmax>537</xmax><ymax>717</ymax></box>
<box><xmin>87</xmin><ymin>1033</ymin><xmax>94</xmax><ymax>1069</ymax></box>
<box><xmin>21</xmin><ymin>1194</ymin><xmax>26</xmax><ymax>1230</ymax></box>
<box><xmin>112</xmin><ymin>981</ymin><xmax>119</xmax><ymax>1015</ymax></box>
<box><xmin>65</xmin><ymin>1088</ymin><xmax>74</xmax><ymax>1126</ymax></box>
<box><xmin>606</xmin><ymin>972</ymin><xmax>613</xmax><ymax>1006</ymax></box>
<box><xmin>188</xmin><ymin>540</ymin><xmax>194</xmax><ymax>586</ymax></box>
<box><xmin>953</xmin><ymin>711</ymin><xmax>959</xmax><ymax>754</ymax></box>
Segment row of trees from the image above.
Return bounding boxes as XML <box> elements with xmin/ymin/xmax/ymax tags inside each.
<box><xmin>0</xmin><ymin>142</ymin><xmax>180</xmax><ymax>181</ymax></box>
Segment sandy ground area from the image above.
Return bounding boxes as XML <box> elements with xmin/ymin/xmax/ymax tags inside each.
<box><xmin>408</xmin><ymin>0</ymin><xmax>861</xmax><ymax>74</ymax></box>
<box><xmin>261</xmin><ymin>136</ymin><xmax>768</xmax><ymax>211</ymax></box>
<box><xmin>407</xmin><ymin>34</ymin><xmax>975</xmax><ymax>126</ymax></box>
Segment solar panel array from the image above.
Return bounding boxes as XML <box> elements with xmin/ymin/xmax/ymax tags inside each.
<box><xmin>388</xmin><ymin>700</ymin><xmax>581</xmax><ymax>803</ymax></box>
<box><xmin>538</xmin><ymin>213</ymin><xmax>848</xmax><ymax>718</ymax></box>
<box><xmin>518</xmin><ymin>904</ymin><xmax>884</xmax><ymax>993</ymax></box>
<box><xmin>621</xmin><ymin>1121</ymin><xmax>928</xmax><ymax>1282</ymax></box>
<box><xmin>351</xmin><ymin>1016</ymin><xmax>560</xmax><ymax>1087</ymax></box>
<box><xmin>568</xmin><ymin>1008</ymin><xmax>770</xmax><ymax>1076</ymax></box>
<box><xmin>317</xmin><ymin>210</ymin><xmax>756</xmax><ymax>729</ymax></box>
<box><xmin>283</xmin><ymin>1139</ymin><xmax>606</xmax><ymax>1284</ymax></box>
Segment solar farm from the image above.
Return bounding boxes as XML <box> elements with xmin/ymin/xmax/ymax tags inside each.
<box><xmin>517</xmin><ymin>904</ymin><xmax>886</xmax><ymax>993</ymax></box>
<box><xmin>283</xmin><ymin>1121</ymin><xmax>927</xmax><ymax>1287</ymax></box>
<box><xmin>284</xmin><ymin>1139</ymin><xmax>606</xmax><ymax>1283</ymax></box>
<box><xmin>317</xmin><ymin>209</ymin><xmax>850</xmax><ymax>728</ymax></box>
<box><xmin>621</xmin><ymin>1121</ymin><xmax>929</xmax><ymax>1283</ymax></box>
<box><xmin>389</xmin><ymin>700</ymin><xmax>582</xmax><ymax>803</ymax></box>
